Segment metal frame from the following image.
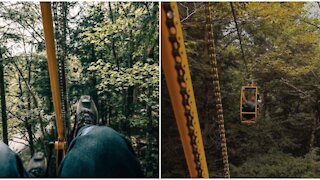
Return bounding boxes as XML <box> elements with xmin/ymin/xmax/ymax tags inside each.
<box><xmin>40</xmin><ymin>2</ymin><xmax>66</xmax><ymax>172</ymax></box>
<box><xmin>240</xmin><ymin>86</ymin><xmax>258</xmax><ymax>124</ymax></box>
<box><xmin>161</xmin><ymin>2</ymin><xmax>209</xmax><ymax>178</ymax></box>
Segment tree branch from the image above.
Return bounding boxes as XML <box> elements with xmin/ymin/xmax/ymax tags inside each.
<box><xmin>280</xmin><ymin>78</ymin><xmax>316</xmax><ymax>102</ymax></box>
<box><xmin>180</xmin><ymin>3</ymin><xmax>205</xmax><ymax>23</ymax></box>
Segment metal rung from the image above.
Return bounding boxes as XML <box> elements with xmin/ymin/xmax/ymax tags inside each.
<box><xmin>241</xmin><ymin>112</ymin><xmax>257</xmax><ymax>114</ymax></box>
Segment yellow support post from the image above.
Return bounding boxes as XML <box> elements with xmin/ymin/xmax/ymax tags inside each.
<box><xmin>40</xmin><ymin>2</ymin><xmax>66</xmax><ymax>170</ymax></box>
<box><xmin>161</xmin><ymin>2</ymin><xmax>209</xmax><ymax>178</ymax></box>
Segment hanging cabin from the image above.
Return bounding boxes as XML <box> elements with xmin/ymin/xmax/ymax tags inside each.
<box><xmin>240</xmin><ymin>83</ymin><xmax>258</xmax><ymax>124</ymax></box>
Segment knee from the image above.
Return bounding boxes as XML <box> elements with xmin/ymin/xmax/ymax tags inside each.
<box><xmin>0</xmin><ymin>142</ymin><xmax>27</xmax><ymax>177</ymax></box>
<box><xmin>0</xmin><ymin>141</ymin><xmax>13</xmax><ymax>158</ymax></box>
<box><xmin>78</xmin><ymin>126</ymin><xmax>133</xmax><ymax>153</ymax></box>
<box><xmin>95</xmin><ymin>127</ymin><xmax>128</xmax><ymax>144</ymax></box>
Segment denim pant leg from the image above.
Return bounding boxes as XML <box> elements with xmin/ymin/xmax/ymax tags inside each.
<box><xmin>0</xmin><ymin>141</ymin><xmax>29</xmax><ymax>177</ymax></box>
<box><xmin>59</xmin><ymin>125</ymin><xmax>143</xmax><ymax>177</ymax></box>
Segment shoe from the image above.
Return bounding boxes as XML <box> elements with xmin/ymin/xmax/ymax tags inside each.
<box><xmin>75</xmin><ymin>95</ymin><xmax>98</xmax><ymax>131</ymax></box>
<box><xmin>27</xmin><ymin>152</ymin><xmax>47</xmax><ymax>177</ymax></box>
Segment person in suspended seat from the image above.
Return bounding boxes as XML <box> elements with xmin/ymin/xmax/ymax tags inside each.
<box><xmin>0</xmin><ymin>95</ymin><xmax>143</xmax><ymax>178</ymax></box>
<box><xmin>241</xmin><ymin>88</ymin><xmax>256</xmax><ymax>121</ymax></box>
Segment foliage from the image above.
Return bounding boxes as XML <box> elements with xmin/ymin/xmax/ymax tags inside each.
<box><xmin>231</xmin><ymin>148</ymin><xmax>320</xmax><ymax>177</ymax></box>
<box><xmin>0</xmin><ymin>2</ymin><xmax>158</xmax><ymax>177</ymax></box>
<box><xmin>88</xmin><ymin>60</ymin><xmax>159</xmax><ymax>129</ymax></box>
<box><xmin>162</xmin><ymin>2</ymin><xmax>320</xmax><ymax>177</ymax></box>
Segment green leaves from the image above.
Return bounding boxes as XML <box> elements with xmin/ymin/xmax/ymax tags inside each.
<box><xmin>89</xmin><ymin>3</ymin><xmax>157</xmax><ymax>64</ymax></box>
<box><xmin>231</xmin><ymin>149</ymin><xmax>320</xmax><ymax>177</ymax></box>
<box><xmin>89</xmin><ymin>60</ymin><xmax>159</xmax><ymax>104</ymax></box>
<box><xmin>162</xmin><ymin>2</ymin><xmax>320</xmax><ymax>177</ymax></box>
<box><xmin>76</xmin><ymin>3</ymin><xmax>159</xmax><ymax>176</ymax></box>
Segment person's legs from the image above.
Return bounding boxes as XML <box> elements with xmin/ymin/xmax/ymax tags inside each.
<box><xmin>0</xmin><ymin>141</ymin><xmax>29</xmax><ymax>177</ymax></box>
<box><xmin>58</xmin><ymin>125</ymin><xmax>143</xmax><ymax>177</ymax></box>
<box><xmin>59</xmin><ymin>95</ymin><xmax>142</xmax><ymax>177</ymax></box>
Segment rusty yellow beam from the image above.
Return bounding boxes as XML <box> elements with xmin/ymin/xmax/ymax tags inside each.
<box><xmin>40</xmin><ymin>3</ymin><xmax>65</xmax><ymax>145</ymax></box>
<box><xmin>40</xmin><ymin>3</ymin><xmax>66</xmax><ymax>171</ymax></box>
<box><xmin>161</xmin><ymin>2</ymin><xmax>209</xmax><ymax>178</ymax></box>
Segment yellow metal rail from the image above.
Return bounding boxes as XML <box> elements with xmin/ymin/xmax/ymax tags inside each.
<box><xmin>40</xmin><ymin>2</ymin><xmax>66</xmax><ymax>169</ymax></box>
<box><xmin>161</xmin><ymin>2</ymin><xmax>209</xmax><ymax>178</ymax></box>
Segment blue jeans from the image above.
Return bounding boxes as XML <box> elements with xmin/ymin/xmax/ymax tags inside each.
<box><xmin>0</xmin><ymin>141</ymin><xmax>29</xmax><ymax>177</ymax></box>
<box><xmin>0</xmin><ymin>125</ymin><xmax>143</xmax><ymax>177</ymax></box>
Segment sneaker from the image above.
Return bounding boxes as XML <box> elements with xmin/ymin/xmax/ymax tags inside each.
<box><xmin>27</xmin><ymin>152</ymin><xmax>47</xmax><ymax>177</ymax></box>
<box><xmin>75</xmin><ymin>95</ymin><xmax>98</xmax><ymax>131</ymax></box>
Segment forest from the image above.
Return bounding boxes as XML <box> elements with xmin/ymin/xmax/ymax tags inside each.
<box><xmin>0</xmin><ymin>2</ymin><xmax>159</xmax><ymax>177</ymax></box>
<box><xmin>162</xmin><ymin>2</ymin><xmax>320</xmax><ymax>178</ymax></box>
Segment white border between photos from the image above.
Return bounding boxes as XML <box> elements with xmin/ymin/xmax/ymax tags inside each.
<box><xmin>158</xmin><ymin>1</ymin><xmax>162</xmax><ymax>178</ymax></box>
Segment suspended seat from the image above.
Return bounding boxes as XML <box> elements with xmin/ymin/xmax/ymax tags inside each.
<box><xmin>240</xmin><ymin>83</ymin><xmax>258</xmax><ymax>124</ymax></box>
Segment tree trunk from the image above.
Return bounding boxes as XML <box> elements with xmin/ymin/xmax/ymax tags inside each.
<box><xmin>201</xmin><ymin>81</ymin><xmax>210</xmax><ymax>146</ymax></box>
<box><xmin>125</xmin><ymin>26</ymin><xmax>135</xmax><ymax>136</ymax></box>
<box><xmin>108</xmin><ymin>97</ymin><xmax>112</xmax><ymax>126</ymax></box>
<box><xmin>0</xmin><ymin>49</ymin><xmax>8</xmax><ymax>145</ymax></box>
<box><xmin>262</xmin><ymin>91</ymin><xmax>268</xmax><ymax>119</ymax></box>
<box><xmin>309</xmin><ymin>109</ymin><xmax>318</xmax><ymax>152</ymax></box>
<box><xmin>27</xmin><ymin>59</ymin><xmax>34</xmax><ymax>156</ymax></box>
<box><xmin>146</xmin><ymin>101</ymin><xmax>152</xmax><ymax>175</ymax></box>
<box><xmin>61</xmin><ymin>2</ymin><xmax>71</xmax><ymax>138</ymax></box>
<box><xmin>108</xmin><ymin>2</ymin><xmax>120</xmax><ymax>69</ymax></box>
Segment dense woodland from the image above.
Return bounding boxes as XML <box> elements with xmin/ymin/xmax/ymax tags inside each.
<box><xmin>0</xmin><ymin>2</ymin><xmax>158</xmax><ymax>177</ymax></box>
<box><xmin>162</xmin><ymin>2</ymin><xmax>320</xmax><ymax>177</ymax></box>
